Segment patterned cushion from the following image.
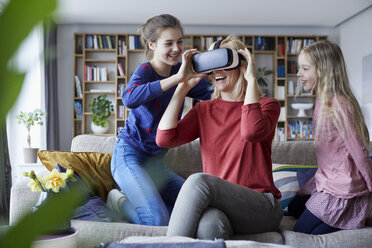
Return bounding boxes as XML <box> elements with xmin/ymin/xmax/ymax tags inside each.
<box><xmin>272</xmin><ymin>164</ymin><xmax>318</xmax><ymax>209</ymax></box>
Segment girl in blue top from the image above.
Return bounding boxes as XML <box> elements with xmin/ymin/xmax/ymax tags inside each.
<box><xmin>111</xmin><ymin>14</ymin><xmax>212</xmax><ymax>226</ymax></box>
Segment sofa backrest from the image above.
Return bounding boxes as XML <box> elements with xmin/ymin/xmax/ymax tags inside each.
<box><xmin>70</xmin><ymin>135</ymin><xmax>316</xmax><ymax>179</ymax></box>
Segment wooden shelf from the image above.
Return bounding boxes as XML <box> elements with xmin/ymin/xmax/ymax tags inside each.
<box><xmin>73</xmin><ymin>32</ymin><xmax>326</xmax><ymax>140</ymax></box>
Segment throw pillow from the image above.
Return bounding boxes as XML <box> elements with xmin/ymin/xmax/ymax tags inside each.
<box><xmin>272</xmin><ymin>163</ymin><xmax>318</xmax><ymax>209</ymax></box>
<box><xmin>297</xmin><ymin>168</ymin><xmax>317</xmax><ymax>188</ymax></box>
<box><xmin>38</xmin><ymin>150</ymin><xmax>114</xmax><ymax>201</ymax></box>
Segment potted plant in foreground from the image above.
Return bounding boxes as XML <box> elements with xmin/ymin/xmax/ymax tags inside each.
<box><xmin>89</xmin><ymin>94</ymin><xmax>114</xmax><ymax>134</ymax></box>
<box><xmin>16</xmin><ymin>109</ymin><xmax>47</xmax><ymax>163</ymax></box>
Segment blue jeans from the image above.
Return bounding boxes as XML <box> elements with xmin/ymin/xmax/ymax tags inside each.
<box><xmin>111</xmin><ymin>138</ymin><xmax>185</xmax><ymax>226</ymax></box>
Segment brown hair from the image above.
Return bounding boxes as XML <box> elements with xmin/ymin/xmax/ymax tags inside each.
<box><xmin>138</xmin><ymin>14</ymin><xmax>183</xmax><ymax>60</ymax></box>
<box><xmin>301</xmin><ymin>40</ymin><xmax>370</xmax><ymax>146</ymax></box>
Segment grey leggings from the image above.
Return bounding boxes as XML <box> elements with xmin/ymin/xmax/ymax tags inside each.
<box><xmin>166</xmin><ymin>173</ymin><xmax>283</xmax><ymax>239</ymax></box>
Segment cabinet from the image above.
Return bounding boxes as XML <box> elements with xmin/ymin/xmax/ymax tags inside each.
<box><xmin>73</xmin><ymin>33</ymin><xmax>145</xmax><ymax>137</ymax></box>
<box><xmin>72</xmin><ymin>33</ymin><xmax>326</xmax><ymax>141</ymax></box>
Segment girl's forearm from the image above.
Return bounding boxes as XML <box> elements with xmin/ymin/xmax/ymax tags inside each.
<box><xmin>159</xmin><ymin>74</ymin><xmax>182</xmax><ymax>92</ymax></box>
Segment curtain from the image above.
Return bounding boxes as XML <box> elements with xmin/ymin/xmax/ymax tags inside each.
<box><xmin>0</xmin><ymin>122</ymin><xmax>11</xmax><ymax>225</ymax></box>
<box><xmin>44</xmin><ymin>20</ymin><xmax>59</xmax><ymax>151</ymax></box>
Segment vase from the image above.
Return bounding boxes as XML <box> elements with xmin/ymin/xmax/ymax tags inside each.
<box><xmin>32</xmin><ymin>228</ymin><xmax>78</xmax><ymax>248</ymax></box>
<box><xmin>288</xmin><ymin>80</ymin><xmax>294</xmax><ymax>95</ymax></box>
<box><xmin>23</xmin><ymin>148</ymin><xmax>39</xmax><ymax>163</ymax></box>
<box><xmin>33</xmin><ymin>191</ymin><xmax>72</xmax><ymax>235</ymax></box>
<box><xmin>91</xmin><ymin>121</ymin><xmax>109</xmax><ymax>134</ymax></box>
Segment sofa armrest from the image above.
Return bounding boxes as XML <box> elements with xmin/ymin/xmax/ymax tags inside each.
<box><xmin>9</xmin><ymin>179</ymin><xmax>40</xmax><ymax>225</ymax></box>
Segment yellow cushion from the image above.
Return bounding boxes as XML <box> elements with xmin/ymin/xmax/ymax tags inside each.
<box><xmin>38</xmin><ymin>150</ymin><xmax>113</xmax><ymax>201</ymax></box>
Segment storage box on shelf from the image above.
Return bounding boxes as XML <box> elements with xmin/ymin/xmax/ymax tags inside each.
<box><xmin>72</xmin><ymin>33</ymin><xmax>326</xmax><ymax>141</ymax></box>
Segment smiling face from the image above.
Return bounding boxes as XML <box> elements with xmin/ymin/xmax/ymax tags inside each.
<box><xmin>297</xmin><ymin>52</ymin><xmax>317</xmax><ymax>92</ymax></box>
<box><xmin>210</xmin><ymin>68</ymin><xmax>240</xmax><ymax>96</ymax></box>
<box><xmin>208</xmin><ymin>44</ymin><xmax>241</xmax><ymax>100</ymax></box>
<box><xmin>149</xmin><ymin>28</ymin><xmax>183</xmax><ymax>67</ymax></box>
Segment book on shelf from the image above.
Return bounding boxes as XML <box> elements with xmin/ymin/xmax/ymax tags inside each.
<box><xmin>118</xmin><ymin>63</ymin><xmax>125</xmax><ymax>76</ymax></box>
<box><xmin>106</xmin><ymin>36</ymin><xmax>113</xmax><ymax>49</ymax></box>
<box><xmin>118</xmin><ymin>83</ymin><xmax>125</xmax><ymax>97</ymax></box>
<box><xmin>89</xmin><ymin>89</ymin><xmax>115</xmax><ymax>93</ymax></box>
<box><xmin>74</xmin><ymin>75</ymin><xmax>83</xmax><ymax>98</ymax></box>
<box><xmin>277</xmin><ymin>65</ymin><xmax>285</xmax><ymax>78</ymax></box>
<box><xmin>117</xmin><ymin>105</ymin><xmax>125</xmax><ymax>119</ymax></box>
<box><xmin>255</xmin><ymin>37</ymin><xmax>275</xmax><ymax>51</ymax></box>
<box><xmin>278</xmin><ymin>107</ymin><xmax>286</xmax><ymax>121</ymax></box>
<box><xmin>86</xmin><ymin>35</ymin><xmax>93</xmax><ymax>49</ymax></box>
<box><xmin>93</xmin><ymin>35</ymin><xmax>99</xmax><ymax>49</ymax></box>
<box><xmin>287</xmin><ymin>120</ymin><xmax>313</xmax><ymax>139</ymax></box>
<box><xmin>276</xmin><ymin>86</ymin><xmax>285</xmax><ymax>99</ymax></box>
<box><xmin>84</xmin><ymin>65</ymin><xmax>108</xmax><ymax>81</ymax></box>
<box><xmin>118</xmin><ymin>39</ymin><xmax>127</xmax><ymax>55</ymax></box>
<box><xmin>277</xmin><ymin>43</ymin><xmax>285</xmax><ymax>57</ymax></box>
<box><xmin>287</xmin><ymin>61</ymin><xmax>297</xmax><ymax>74</ymax></box>
<box><xmin>74</xmin><ymin>101</ymin><xmax>83</xmax><ymax>119</ymax></box>
<box><xmin>276</xmin><ymin>127</ymin><xmax>285</xmax><ymax>141</ymax></box>
<box><xmin>128</xmin><ymin>35</ymin><xmax>142</xmax><ymax>49</ymax></box>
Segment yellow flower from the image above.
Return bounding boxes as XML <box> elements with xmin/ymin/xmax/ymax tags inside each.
<box><xmin>44</xmin><ymin>169</ymin><xmax>68</xmax><ymax>193</ymax></box>
<box><xmin>27</xmin><ymin>175</ymin><xmax>46</xmax><ymax>192</ymax></box>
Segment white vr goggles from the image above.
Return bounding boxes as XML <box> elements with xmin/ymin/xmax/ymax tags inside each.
<box><xmin>192</xmin><ymin>39</ymin><xmax>244</xmax><ymax>75</ymax></box>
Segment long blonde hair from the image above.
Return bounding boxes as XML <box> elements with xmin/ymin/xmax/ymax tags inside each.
<box><xmin>208</xmin><ymin>35</ymin><xmax>250</xmax><ymax>101</ymax></box>
<box><xmin>301</xmin><ymin>40</ymin><xmax>369</xmax><ymax>146</ymax></box>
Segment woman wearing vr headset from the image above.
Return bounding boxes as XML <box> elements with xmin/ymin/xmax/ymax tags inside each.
<box><xmin>110</xmin><ymin>14</ymin><xmax>212</xmax><ymax>226</ymax></box>
<box><xmin>156</xmin><ymin>35</ymin><xmax>283</xmax><ymax>239</ymax></box>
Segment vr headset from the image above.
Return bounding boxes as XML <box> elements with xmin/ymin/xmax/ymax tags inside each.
<box><xmin>192</xmin><ymin>39</ymin><xmax>244</xmax><ymax>75</ymax></box>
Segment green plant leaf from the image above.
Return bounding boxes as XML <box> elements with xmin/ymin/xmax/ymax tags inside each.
<box><xmin>0</xmin><ymin>69</ymin><xmax>25</xmax><ymax>122</ymax></box>
<box><xmin>0</xmin><ymin>189</ymin><xmax>84</xmax><ymax>248</ymax></box>
<box><xmin>0</xmin><ymin>0</ymin><xmax>57</xmax><ymax>127</ymax></box>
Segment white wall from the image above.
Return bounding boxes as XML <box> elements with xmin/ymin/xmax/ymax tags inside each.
<box><xmin>57</xmin><ymin>24</ymin><xmax>337</xmax><ymax>150</ymax></box>
<box><xmin>338</xmin><ymin>6</ymin><xmax>372</xmax><ymax>140</ymax></box>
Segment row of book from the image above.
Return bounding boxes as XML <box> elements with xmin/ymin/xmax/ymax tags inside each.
<box><xmin>117</xmin><ymin>105</ymin><xmax>125</xmax><ymax>119</ymax></box>
<box><xmin>277</xmin><ymin>65</ymin><xmax>285</xmax><ymax>78</ymax></box>
<box><xmin>74</xmin><ymin>101</ymin><xmax>83</xmax><ymax>119</ymax></box>
<box><xmin>277</xmin><ymin>43</ymin><xmax>286</xmax><ymax>57</ymax></box>
<box><xmin>74</xmin><ymin>75</ymin><xmax>83</xmax><ymax>98</ymax></box>
<box><xmin>84</xmin><ymin>65</ymin><xmax>108</xmax><ymax>81</ymax></box>
<box><xmin>276</xmin><ymin>127</ymin><xmax>286</xmax><ymax>141</ymax></box>
<box><xmin>86</xmin><ymin>35</ymin><xmax>114</xmax><ymax>49</ymax></box>
<box><xmin>287</xmin><ymin>61</ymin><xmax>297</xmax><ymax>74</ymax></box>
<box><xmin>117</xmin><ymin>84</ymin><xmax>125</xmax><ymax>97</ymax></box>
<box><xmin>287</xmin><ymin>38</ymin><xmax>315</xmax><ymax>54</ymax></box>
<box><xmin>117</xmin><ymin>63</ymin><xmax>125</xmax><ymax>76</ymax></box>
<box><xmin>287</xmin><ymin>121</ymin><xmax>313</xmax><ymax>139</ymax></box>
<box><xmin>128</xmin><ymin>35</ymin><xmax>143</xmax><ymax>50</ymax></box>
<box><xmin>255</xmin><ymin>37</ymin><xmax>275</xmax><ymax>51</ymax></box>
<box><xmin>118</xmin><ymin>39</ymin><xmax>127</xmax><ymax>55</ymax></box>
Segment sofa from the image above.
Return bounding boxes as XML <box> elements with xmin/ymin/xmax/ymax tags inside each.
<box><xmin>9</xmin><ymin>135</ymin><xmax>372</xmax><ymax>248</ymax></box>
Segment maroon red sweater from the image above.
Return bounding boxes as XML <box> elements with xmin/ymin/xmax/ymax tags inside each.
<box><xmin>156</xmin><ymin>97</ymin><xmax>281</xmax><ymax>198</ymax></box>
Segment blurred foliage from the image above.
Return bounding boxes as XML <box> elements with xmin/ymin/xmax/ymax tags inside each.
<box><xmin>0</xmin><ymin>1</ymin><xmax>84</xmax><ymax>248</ymax></box>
